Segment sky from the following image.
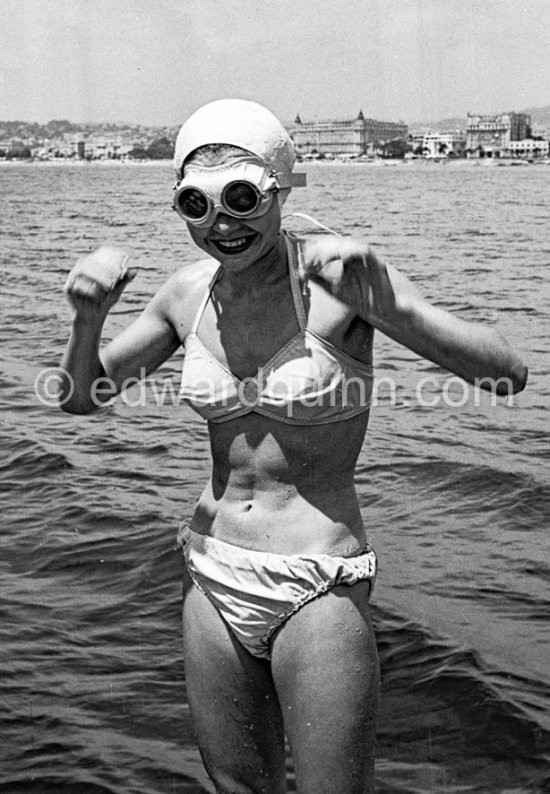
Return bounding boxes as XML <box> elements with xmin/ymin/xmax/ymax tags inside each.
<box><xmin>1</xmin><ymin>0</ymin><xmax>550</xmax><ymax>126</ymax></box>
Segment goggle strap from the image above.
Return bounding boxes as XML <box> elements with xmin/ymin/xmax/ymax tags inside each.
<box><xmin>273</xmin><ymin>171</ymin><xmax>307</xmax><ymax>188</ymax></box>
<box><xmin>290</xmin><ymin>172</ymin><xmax>307</xmax><ymax>187</ymax></box>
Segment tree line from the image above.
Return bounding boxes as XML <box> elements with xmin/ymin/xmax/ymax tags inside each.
<box><xmin>0</xmin><ymin>137</ymin><xmax>176</xmax><ymax>161</ymax></box>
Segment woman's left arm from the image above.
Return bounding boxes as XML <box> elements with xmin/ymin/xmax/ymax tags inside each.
<box><xmin>303</xmin><ymin>236</ymin><xmax>528</xmax><ymax>394</ymax></box>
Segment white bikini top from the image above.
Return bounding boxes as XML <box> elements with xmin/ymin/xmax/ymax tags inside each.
<box><xmin>179</xmin><ymin>233</ymin><xmax>374</xmax><ymax>425</ymax></box>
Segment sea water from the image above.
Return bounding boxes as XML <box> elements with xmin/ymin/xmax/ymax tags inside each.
<box><xmin>0</xmin><ymin>160</ymin><xmax>548</xmax><ymax>793</ymax></box>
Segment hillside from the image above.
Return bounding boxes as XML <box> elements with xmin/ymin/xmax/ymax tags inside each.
<box><xmin>409</xmin><ymin>104</ymin><xmax>550</xmax><ymax>133</ymax></box>
<box><xmin>0</xmin><ymin>119</ymin><xmax>180</xmax><ymax>143</ymax></box>
<box><xmin>2</xmin><ymin>104</ymin><xmax>550</xmax><ymax>142</ymax></box>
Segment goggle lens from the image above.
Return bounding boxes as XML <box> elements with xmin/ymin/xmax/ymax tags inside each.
<box><xmin>223</xmin><ymin>181</ymin><xmax>261</xmax><ymax>215</ymax></box>
<box><xmin>177</xmin><ymin>187</ymin><xmax>209</xmax><ymax>220</ymax></box>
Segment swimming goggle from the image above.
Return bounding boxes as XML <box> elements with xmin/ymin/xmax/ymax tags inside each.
<box><xmin>173</xmin><ymin>159</ymin><xmax>279</xmax><ymax>227</ymax></box>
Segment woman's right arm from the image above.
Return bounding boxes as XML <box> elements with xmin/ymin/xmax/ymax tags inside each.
<box><xmin>60</xmin><ymin>246</ymin><xmax>182</xmax><ymax>414</ymax></box>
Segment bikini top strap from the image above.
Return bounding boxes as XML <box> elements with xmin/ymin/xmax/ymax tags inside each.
<box><xmin>190</xmin><ymin>264</ymin><xmax>223</xmax><ymax>335</ymax></box>
<box><xmin>285</xmin><ymin>233</ymin><xmax>307</xmax><ymax>330</ymax></box>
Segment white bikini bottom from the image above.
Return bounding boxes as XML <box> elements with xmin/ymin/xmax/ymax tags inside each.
<box><xmin>177</xmin><ymin>525</ymin><xmax>377</xmax><ymax>660</ymax></box>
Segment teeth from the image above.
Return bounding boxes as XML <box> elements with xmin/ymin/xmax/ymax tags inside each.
<box><xmin>216</xmin><ymin>237</ymin><xmax>249</xmax><ymax>249</ymax></box>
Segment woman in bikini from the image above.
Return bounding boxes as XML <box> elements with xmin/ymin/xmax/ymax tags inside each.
<box><xmin>60</xmin><ymin>99</ymin><xmax>527</xmax><ymax>794</ymax></box>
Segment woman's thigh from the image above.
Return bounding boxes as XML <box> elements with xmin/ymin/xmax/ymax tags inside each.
<box><xmin>270</xmin><ymin>581</ymin><xmax>380</xmax><ymax>794</ymax></box>
<box><xmin>182</xmin><ymin>572</ymin><xmax>286</xmax><ymax>794</ymax></box>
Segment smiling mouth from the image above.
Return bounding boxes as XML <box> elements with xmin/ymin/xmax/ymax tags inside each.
<box><xmin>213</xmin><ymin>235</ymin><xmax>256</xmax><ymax>255</ymax></box>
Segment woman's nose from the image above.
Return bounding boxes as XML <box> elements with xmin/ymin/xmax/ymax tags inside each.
<box><xmin>210</xmin><ymin>212</ymin><xmax>243</xmax><ymax>234</ymax></box>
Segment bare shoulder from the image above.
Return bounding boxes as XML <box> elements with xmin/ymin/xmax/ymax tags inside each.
<box><xmin>160</xmin><ymin>256</ymin><xmax>218</xmax><ymax>296</ymax></box>
<box><xmin>149</xmin><ymin>257</ymin><xmax>219</xmax><ymax>319</ymax></box>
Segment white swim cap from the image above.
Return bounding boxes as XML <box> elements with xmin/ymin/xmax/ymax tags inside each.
<box><xmin>173</xmin><ymin>98</ymin><xmax>304</xmax><ymax>189</ymax></box>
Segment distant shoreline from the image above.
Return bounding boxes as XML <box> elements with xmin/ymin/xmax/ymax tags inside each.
<box><xmin>2</xmin><ymin>157</ymin><xmax>549</xmax><ymax>169</ymax></box>
<box><xmin>0</xmin><ymin>158</ymin><xmax>174</xmax><ymax>166</ymax></box>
